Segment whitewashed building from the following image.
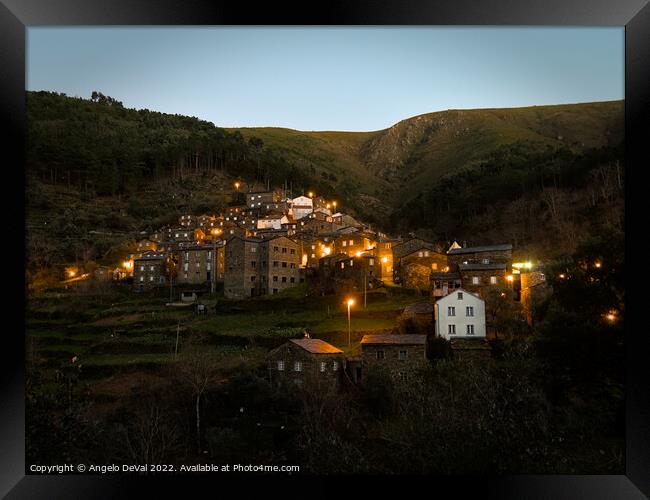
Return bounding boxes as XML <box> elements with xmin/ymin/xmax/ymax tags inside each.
<box><xmin>434</xmin><ymin>288</ymin><xmax>486</xmax><ymax>340</ymax></box>
<box><xmin>290</xmin><ymin>196</ymin><xmax>314</xmax><ymax>220</ymax></box>
<box><xmin>256</xmin><ymin>214</ymin><xmax>289</xmax><ymax>230</ymax></box>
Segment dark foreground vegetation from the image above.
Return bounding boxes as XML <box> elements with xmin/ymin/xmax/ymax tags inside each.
<box><xmin>26</xmin><ymin>231</ymin><xmax>624</xmax><ymax>474</ymax></box>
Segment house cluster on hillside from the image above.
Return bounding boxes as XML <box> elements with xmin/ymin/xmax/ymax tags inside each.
<box><xmin>111</xmin><ymin>183</ymin><xmax>550</xmax><ymax>388</ymax></box>
<box><xmin>116</xmin><ymin>186</ymin><xmax>546</xmax><ymax>310</ymax></box>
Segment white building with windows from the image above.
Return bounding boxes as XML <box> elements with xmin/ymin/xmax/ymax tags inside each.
<box><xmin>434</xmin><ymin>288</ymin><xmax>486</xmax><ymax>340</ymax></box>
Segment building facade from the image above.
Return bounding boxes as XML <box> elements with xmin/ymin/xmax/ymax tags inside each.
<box><xmin>434</xmin><ymin>288</ymin><xmax>486</xmax><ymax>341</ymax></box>
<box><xmin>360</xmin><ymin>334</ymin><xmax>428</xmax><ymax>382</ymax></box>
<box><xmin>266</xmin><ymin>338</ymin><xmax>344</xmax><ymax>388</ymax></box>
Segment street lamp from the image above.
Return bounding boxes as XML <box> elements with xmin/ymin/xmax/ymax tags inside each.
<box><xmin>234</xmin><ymin>181</ymin><xmax>240</xmax><ymax>191</ymax></box>
<box><xmin>308</xmin><ymin>191</ymin><xmax>314</xmax><ymax>198</ymax></box>
<box><xmin>346</xmin><ymin>298</ymin><xmax>354</xmax><ymax>347</ymax></box>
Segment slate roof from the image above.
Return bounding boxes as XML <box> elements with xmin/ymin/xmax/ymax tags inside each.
<box><xmin>361</xmin><ymin>334</ymin><xmax>427</xmax><ymax>345</ymax></box>
<box><xmin>403</xmin><ymin>302</ymin><xmax>434</xmax><ymax>315</ymax></box>
<box><xmin>458</xmin><ymin>262</ymin><xmax>508</xmax><ymax>271</ymax></box>
<box><xmin>289</xmin><ymin>338</ymin><xmax>343</xmax><ymax>354</ymax></box>
<box><xmin>447</xmin><ymin>244</ymin><xmax>512</xmax><ymax>255</ymax></box>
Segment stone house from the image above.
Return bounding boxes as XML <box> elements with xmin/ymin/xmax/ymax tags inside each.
<box><xmin>223</xmin><ymin>235</ymin><xmax>302</xmax><ymax>298</ymax></box>
<box><xmin>224</xmin><ymin>236</ymin><xmax>263</xmax><ymax>299</ymax></box>
<box><xmin>267</xmin><ymin>338</ymin><xmax>344</xmax><ymax>388</ymax></box>
<box><xmin>398</xmin><ymin>248</ymin><xmax>448</xmax><ymax>290</ymax></box>
<box><xmin>261</xmin><ymin>235</ymin><xmax>302</xmax><ymax>295</ymax></box>
<box><xmin>447</xmin><ymin>243</ymin><xmax>513</xmax><ymax>270</ymax></box>
<box><xmin>458</xmin><ymin>262</ymin><xmax>509</xmax><ymax>298</ymax></box>
<box><xmin>360</xmin><ymin>334</ymin><xmax>428</xmax><ymax>382</ymax></box>
<box><xmin>332</xmin><ymin>233</ymin><xmax>376</xmax><ymax>258</ymax></box>
<box><xmin>246</xmin><ymin>191</ymin><xmax>277</xmax><ymax>209</ymax></box>
<box><xmin>176</xmin><ymin>245</ymin><xmax>214</xmax><ymax>286</ymax></box>
<box><xmin>290</xmin><ymin>195</ymin><xmax>314</xmax><ymax>220</ymax></box>
<box><xmin>401</xmin><ymin>302</ymin><xmax>434</xmax><ymax>334</ymax></box>
<box><xmin>430</xmin><ymin>272</ymin><xmax>463</xmax><ymax>298</ymax></box>
<box><xmin>519</xmin><ymin>270</ymin><xmax>551</xmax><ymax>325</ymax></box>
<box><xmin>133</xmin><ymin>254</ymin><xmax>166</xmax><ymax>291</ymax></box>
<box><xmin>449</xmin><ymin>338</ymin><xmax>492</xmax><ymax>361</ymax></box>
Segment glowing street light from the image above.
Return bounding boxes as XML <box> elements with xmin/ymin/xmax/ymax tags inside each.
<box><xmin>381</xmin><ymin>256</ymin><xmax>388</xmax><ymax>263</ymax></box>
<box><xmin>308</xmin><ymin>191</ymin><xmax>314</xmax><ymax>198</ymax></box>
<box><xmin>234</xmin><ymin>181</ymin><xmax>240</xmax><ymax>191</ymax></box>
<box><xmin>346</xmin><ymin>298</ymin><xmax>355</xmax><ymax>347</ymax></box>
<box><xmin>332</xmin><ymin>201</ymin><xmax>337</xmax><ymax>210</ymax></box>
<box><xmin>506</xmin><ymin>275</ymin><xmax>514</xmax><ymax>283</ymax></box>
<box><xmin>595</xmin><ymin>262</ymin><xmax>602</xmax><ymax>268</ymax></box>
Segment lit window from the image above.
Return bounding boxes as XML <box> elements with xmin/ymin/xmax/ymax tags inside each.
<box><xmin>482</xmin><ymin>258</ymin><xmax>490</xmax><ymax>264</ymax></box>
<box><xmin>418</xmin><ymin>251</ymin><xmax>423</xmax><ymax>257</ymax></box>
<box><xmin>349</xmin><ymin>240</ymin><xmax>354</xmax><ymax>245</ymax></box>
<box><xmin>490</xmin><ymin>276</ymin><xmax>497</xmax><ymax>285</ymax></box>
<box><xmin>294</xmin><ymin>361</ymin><xmax>302</xmax><ymax>372</ymax></box>
<box><xmin>251</xmin><ymin>247</ymin><xmax>256</xmax><ymax>252</ymax></box>
<box><xmin>150</xmin><ymin>266</ymin><xmax>154</xmax><ymax>271</ymax></box>
<box><xmin>342</xmin><ymin>241</ymin><xmax>347</xmax><ymax>247</ymax></box>
<box><xmin>332</xmin><ymin>361</ymin><xmax>339</xmax><ymax>371</ymax></box>
<box><xmin>369</xmin><ymin>258</ymin><xmax>374</xmax><ymax>266</ymax></box>
<box><xmin>312</xmin><ymin>245</ymin><xmax>316</xmax><ymax>250</ymax></box>
<box><xmin>149</xmin><ymin>276</ymin><xmax>154</xmax><ymax>281</ymax></box>
<box><xmin>472</xmin><ymin>276</ymin><xmax>480</xmax><ymax>285</ymax></box>
<box><xmin>140</xmin><ymin>266</ymin><xmax>145</xmax><ymax>271</ymax></box>
<box><xmin>139</xmin><ymin>277</ymin><xmax>144</xmax><ymax>282</ymax></box>
<box><xmin>320</xmin><ymin>362</ymin><xmax>326</xmax><ymax>372</ymax></box>
<box><xmin>277</xmin><ymin>361</ymin><xmax>284</xmax><ymax>371</ymax></box>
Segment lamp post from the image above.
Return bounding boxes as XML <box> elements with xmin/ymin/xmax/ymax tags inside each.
<box><xmin>346</xmin><ymin>298</ymin><xmax>354</xmax><ymax>347</ymax></box>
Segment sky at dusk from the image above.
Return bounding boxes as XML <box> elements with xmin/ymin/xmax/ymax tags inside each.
<box><xmin>27</xmin><ymin>27</ymin><xmax>624</xmax><ymax>131</ymax></box>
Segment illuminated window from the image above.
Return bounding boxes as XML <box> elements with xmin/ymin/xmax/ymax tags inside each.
<box><xmin>139</xmin><ymin>277</ymin><xmax>144</xmax><ymax>282</ymax></box>
<box><xmin>349</xmin><ymin>240</ymin><xmax>354</xmax><ymax>245</ymax></box>
<box><xmin>150</xmin><ymin>266</ymin><xmax>155</xmax><ymax>271</ymax></box>
<box><xmin>472</xmin><ymin>277</ymin><xmax>480</xmax><ymax>285</ymax></box>
<box><xmin>332</xmin><ymin>361</ymin><xmax>339</xmax><ymax>371</ymax></box>
<box><xmin>342</xmin><ymin>241</ymin><xmax>347</xmax><ymax>247</ymax></box>
<box><xmin>490</xmin><ymin>276</ymin><xmax>497</xmax><ymax>284</ymax></box>
<box><xmin>369</xmin><ymin>258</ymin><xmax>374</xmax><ymax>266</ymax></box>
<box><xmin>294</xmin><ymin>361</ymin><xmax>302</xmax><ymax>372</ymax></box>
<box><xmin>320</xmin><ymin>362</ymin><xmax>326</xmax><ymax>372</ymax></box>
<box><xmin>277</xmin><ymin>360</ymin><xmax>284</xmax><ymax>371</ymax></box>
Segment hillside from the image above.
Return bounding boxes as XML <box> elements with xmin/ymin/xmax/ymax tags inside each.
<box><xmin>26</xmin><ymin>92</ymin><xmax>624</xmax><ymax>284</ymax></box>
<box><xmin>233</xmin><ymin>101</ymin><xmax>623</xmax><ymax>207</ymax></box>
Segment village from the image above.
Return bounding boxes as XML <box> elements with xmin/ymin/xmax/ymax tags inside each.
<box><xmin>72</xmin><ymin>181</ymin><xmax>553</xmax><ymax>388</ymax></box>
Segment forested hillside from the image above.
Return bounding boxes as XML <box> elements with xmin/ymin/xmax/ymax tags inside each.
<box><xmin>26</xmin><ymin>91</ymin><xmax>624</xmax><ymax>287</ymax></box>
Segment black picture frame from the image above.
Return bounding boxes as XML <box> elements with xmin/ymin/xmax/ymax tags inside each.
<box><xmin>1</xmin><ymin>0</ymin><xmax>647</xmax><ymax>497</ymax></box>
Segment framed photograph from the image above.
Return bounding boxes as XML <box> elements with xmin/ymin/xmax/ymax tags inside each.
<box><xmin>1</xmin><ymin>0</ymin><xmax>647</xmax><ymax>497</ymax></box>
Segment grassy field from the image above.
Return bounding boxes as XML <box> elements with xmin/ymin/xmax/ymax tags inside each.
<box><xmin>26</xmin><ymin>283</ymin><xmax>419</xmax><ymax>399</ymax></box>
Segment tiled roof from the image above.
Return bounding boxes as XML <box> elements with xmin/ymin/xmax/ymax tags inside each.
<box><xmin>290</xmin><ymin>338</ymin><xmax>343</xmax><ymax>354</ymax></box>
